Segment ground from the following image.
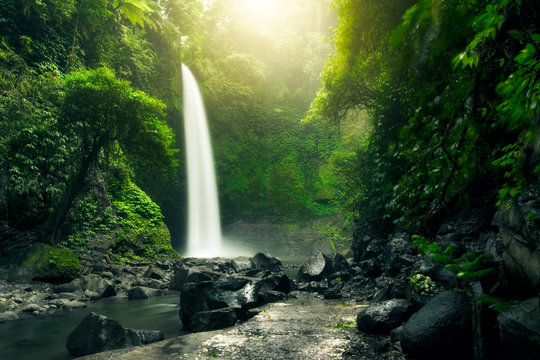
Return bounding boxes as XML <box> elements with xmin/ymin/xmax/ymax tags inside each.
<box><xmin>78</xmin><ymin>298</ymin><xmax>403</xmax><ymax>360</ymax></box>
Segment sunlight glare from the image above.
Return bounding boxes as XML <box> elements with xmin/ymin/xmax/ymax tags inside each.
<box><xmin>238</xmin><ymin>0</ymin><xmax>279</xmax><ymax>21</ymax></box>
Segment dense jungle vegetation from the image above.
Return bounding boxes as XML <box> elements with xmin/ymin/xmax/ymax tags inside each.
<box><xmin>0</xmin><ymin>0</ymin><xmax>538</xmax><ymax>262</ymax></box>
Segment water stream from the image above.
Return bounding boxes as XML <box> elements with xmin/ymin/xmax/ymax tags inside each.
<box><xmin>182</xmin><ymin>64</ymin><xmax>223</xmax><ymax>257</ymax></box>
<box><xmin>0</xmin><ymin>294</ymin><xmax>183</xmax><ymax>360</ymax></box>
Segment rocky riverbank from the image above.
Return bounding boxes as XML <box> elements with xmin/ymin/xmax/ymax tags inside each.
<box><xmin>0</xmin><ymin>259</ymin><xmax>180</xmax><ymax>322</ymax></box>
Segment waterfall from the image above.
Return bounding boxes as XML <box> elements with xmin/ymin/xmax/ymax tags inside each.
<box><xmin>182</xmin><ymin>64</ymin><xmax>223</xmax><ymax>257</ymax></box>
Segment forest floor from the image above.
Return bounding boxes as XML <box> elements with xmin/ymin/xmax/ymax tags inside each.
<box><xmin>78</xmin><ymin>297</ymin><xmax>405</xmax><ymax>360</ymax></box>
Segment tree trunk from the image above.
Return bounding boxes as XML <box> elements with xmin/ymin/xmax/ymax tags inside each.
<box><xmin>44</xmin><ymin>136</ymin><xmax>107</xmax><ymax>244</ymax></box>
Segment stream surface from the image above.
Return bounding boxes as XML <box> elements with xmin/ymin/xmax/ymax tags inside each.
<box><xmin>0</xmin><ymin>293</ymin><xmax>183</xmax><ymax>360</ymax></box>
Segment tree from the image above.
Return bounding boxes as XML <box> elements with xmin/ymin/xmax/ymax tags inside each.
<box><xmin>44</xmin><ymin>68</ymin><xmax>177</xmax><ymax>243</ymax></box>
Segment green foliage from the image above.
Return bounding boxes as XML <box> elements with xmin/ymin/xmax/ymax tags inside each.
<box><xmin>308</xmin><ymin>0</ymin><xmax>540</xmax><ymax>234</ymax></box>
<box><xmin>412</xmin><ymin>235</ymin><xmax>495</xmax><ymax>281</ymax></box>
<box><xmin>473</xmin><ymin>295</ymin><xmax>518</xmax><ymax>314</ymax></box>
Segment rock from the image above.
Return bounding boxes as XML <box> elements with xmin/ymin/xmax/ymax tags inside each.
<box><xmin>400</xmin><ymin>291</ymin><xmax>472</xmax><ymax>359</ymax></box>
<box><xmin>356</xmin><ymin>259</ymin><xmax>382</xmax><ymax>278</ymax></box>
<box><xmin>324</xmin><ymin>284</ymin><xmax>343</xmax><ymax>299</ymax></box>
<box><xmin>356</xmin><ymin>299</ymin><xmax>410</xmax><ymax>334</ymax></box>
<box><xmin>493</xmin><ymin>184</ymin><xmax>540</xmax><ymax>294</ymax></box>
<box><xmin>180</xmin><ymin>281</ymin><xmax>229</xmax><ymax>331</ymax></box>
<box><xmin>84</xmin><ymin>274</ymin><xmax>117</xmax><ymax>298</ymax></box>
<box><xmin>21</xmin><ymin>303</ymin><xmax>43</xmax><ymax>313</ymax></box>
<box><xmin>52</xmin><ymin>282</ymin><xmax>80</xmax><ymax>294</ymax></box>
<box><xmin>215</xmin><ymin>275</ymin><xmax>249</xmax><ymax>291</ymax></box>
<box><xmin>498</xmin><ymin>297</ymin><xmax>540</xmax><ymax>360</ymax></box>
<box><xmin>251</xmin><ymin>253</ymin><xmax>283</xmax><ymax>271</ymax></box>
<box><xmin>191</xmin><ymin>308</ymin><xmax>238</xmax><ymax>332</ymax></box>
<box><xmin>297</xmin><ymin>252</ymin><xmax>334</xmax><ymax>283</ymax></box>
<box><xmin>382</xmin><ymin>233</ymin><xmax>415</xmax><ymax>277</ymax></box>
<box><xmin>169</xmin><ymin>266</ymin><xmax>215</xmax><ymax>292</ymax></box>
<box><xmin>66</xmin><ymin>312</ymin><xmax>164</xmax><ymax>356</ymax></box>
<box><xmin>0</xmin><ymin>311</ymin><xmax>19</xmax><ymax>322</ymax></box>
<box><xmin>84</xmin><ymin>289</ymin><xmax>100</xmax><ymax>301</ymax></box>
<box><xmin>128</xmin><ymin>286</ymin><xmax>162</xmax><ymax>300</ymax></box>
<box><xmin>416</xmin><ymin>259</ymin><xmax>458</xmax><ymax>290</ymax></box>
<box><xmin>231</xmin><ymin>256</ymin><xmax>255</xmax><ymax>273</ymax></box>
<box><xmin>331</xmin><ymin>253</ymin><xmax>350</xmax><ymax>273</ymax></box>
<box><xmin>100</xmin><ymin>271</ymin><xmax>114</xmax><ymax>279</ymax></box>
<box><xmin>64</xmin><ymin>300</ymin><xmax>87</xmax><ymax>309</ymax></box>
<box><xmin>144</xmin><ymin>265</ymin><xmax>167</xmax><ymax>280</ymax></box>
<box><xmin>363</xmin><ymin>238</ymin><xmax>386</xmax><ymax>261</ymax></box>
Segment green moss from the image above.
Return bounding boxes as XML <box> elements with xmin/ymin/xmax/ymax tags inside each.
<box><xmin>107</xmin><ymin>168</ymin><xmax>180</xmax><ymax>262</ymax></box>
<box><xmin>18</xmin><ymin>243</ymin><xmax>82</xmax><ymax>282</ymax></box>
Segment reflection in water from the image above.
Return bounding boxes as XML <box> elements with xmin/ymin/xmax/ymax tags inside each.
<box><xmin>0</xmin><ymin>294</ymin><xmax>182</xmax><ymax>360</ymax></box>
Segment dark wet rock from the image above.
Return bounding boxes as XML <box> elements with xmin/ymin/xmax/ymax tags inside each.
<box><xmin>52</xmin><ymin>282</ymin><xmax>80</xmax><ymax>294</ymax></box>
<box><xmin>231</xmin><ymin>256</ymin><xmax>255</xmax><ymax>273</ymax></box>
<box><xmin>297</xmin><ymin>252</ymin><xmax>334</xmax><ymax>283</ymax></box>
<box><xmin>250</xmin><ymin>253</ymin><xmax>282</xmax><ymax>271</ymax></box>
<box><xmin>357</xmin><ymin>299</ymin><xmax>410</xmax><ymax>334</ymax></box>
<box><xmin>220</xmin><ymin>281</ymin><xmax>260</xmax><ymax>310</ymax></box>
<box><xmin>0</xmin><ymin>311</ymin><xmax>19</xmax><ymax>322</ymax></box>
<box><xmin>215</xmin><ymin>275</ymin><xmax>249</xmax><ymax>291</ymax></box>
<box><xmin>356</xmin><ymin>259</ymin><xmax>382</xmax><ymax>278</ymax></box>
<box><xmin>493</xmin><ymin>184</ymin><xmax>540</xmax><ymax>295</ymax></box>
<box><xmin>341</xmin><ymin>275</ymin><xmax>376</xmax><ymax>300</ymax></box>
<box><xmin>331</xmin><ymin>253</ymin><xmax>350</xmax><ymax>273</ymax></box>
<box><xmin>144</xmin><ymin>265</ymin><xmax>167</xmax><ymax>280</ymax></box>
<box><xmin>498</xmin><ymin>297</ymin><xmax>540</xmax><ymax>360</ymax></box>
<box><xmin>127</xmin><ymin>286</ymin><xmax>162</xmax><ymax>300</ymax></box>
<box><xmin>382</xmin><ymin>233</ymin><xmax>415</xmax><ymax>277</ymax></box>
<box><xmin>191</xmin><ymin>308</ymin><xmax>238</xmax><ymax>332</ymax></box>
<box><xmin>259</xmin><ymin>290</ymin><xmax>288</xmax><ymax>303</ymax></box>
<box><xmin>324</xmin><ymin>283</ymin><xmax>343</xmax><ymax>299</ymax></box>
<box><xmin>169</xmin><ymin>266</ymin><xmax>213</xmax><ymax>291</ymax></box>
<box><xmin>180</xmin><ymin>281</ymin><xmax>228</xmax><ymax>331</ymax></box>
<box><xmin>400</xmin><ymin>291</ymin><xmax>472</xmax><ymax>359</ymax></box>
<box><xmin>363</xmin><ymin>238</ymin><xmax>386</xmax><ymax>261</ymax></box>
<box><xmin>84</xmin><ymin>274</ymin><xmax>117</xmax><ymax>298</ymax></box>
<box><xmin>66</xmin><ymin>312</ymin><xmax>164</xmax><ymax>356</ymax></box>
<box><xmin>275</xmin><ymin>274</ymin><xmax>295</xmax><ymax>293</ymax></box>
<box><xmin>416</xmin><ymin>259</ymin><xmax>458</xmax><ymax>290</ymax></box>
<box><xmin>306</xmin><ymin>279</ymin><xmax>329</xmax><ymax>294</ymax></box>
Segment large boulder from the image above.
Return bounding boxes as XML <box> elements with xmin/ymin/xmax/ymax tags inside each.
<box><xmin>498</xmin><ymin>297</ymin><xmax>540</xmax><ymax>360</ymax></box>
<box><xmin>191</xmin><ymin>308</ymin><xmax>238</xmax><ymax>332</ymax></box>
<box><xmin>297</xmin><ymin>252</ymin><xmax>334</xmax><ymax>283</ymax></box>
<box><xmin>169</xmin><ymin>266</ymin><xmax>213</xmax><ymax>291</ymax></box>
<box><xmin>399</xmin><ymin>291</ymin><xmax>472</xmax><ymax>359</ymax></box>
<box><xmin>180</xmin><ymin>281</ymin><xmax>228</xmax><ymax>331</ymax></box>
<box><xmin>331</xmin><ymin>253</ymin><xmax>351</xmax><ymax>273</ymax></box>
<box><xmin>250</xmin><ymin>253</ymin><xmax>282</xmax><ymax>271</ymax></box>
<box><xmin>357</xmin><ymin>299</ymin><xmax>410</xmax><ymax>334</ymax></box>
<box><xmin>66</xmin><ymin>312</ymin><xmax>163</xmax><ymax>356</ymax></box>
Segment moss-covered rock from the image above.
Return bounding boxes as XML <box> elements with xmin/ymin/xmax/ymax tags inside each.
<box><xmin>0</xmin><ymin>243</ymin><xmax>81</xmax><ymax>283</ymax></box>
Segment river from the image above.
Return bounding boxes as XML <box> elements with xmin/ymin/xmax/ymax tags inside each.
<box><xmin>0</xmin><ymin>293</ymin><xmax>183</xmax><ymax>360</ymax></box>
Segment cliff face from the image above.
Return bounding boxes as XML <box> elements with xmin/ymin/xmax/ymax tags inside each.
<box><xmin>493</xmin><ymin>183</ymin><xmax>540</xmax><ymax>297</ymax></box>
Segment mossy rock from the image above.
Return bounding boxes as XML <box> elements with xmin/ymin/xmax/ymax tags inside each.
<box><xmin>1</xmin><ymin>243</ymin><xmax>82</xmax><ymax>283</ymax></box>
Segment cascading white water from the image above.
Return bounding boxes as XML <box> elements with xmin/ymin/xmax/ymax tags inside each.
<box><xmin>182</xmin><ymin>64</ymin><xmax>223</xmax><ymax>257</ymax></box>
